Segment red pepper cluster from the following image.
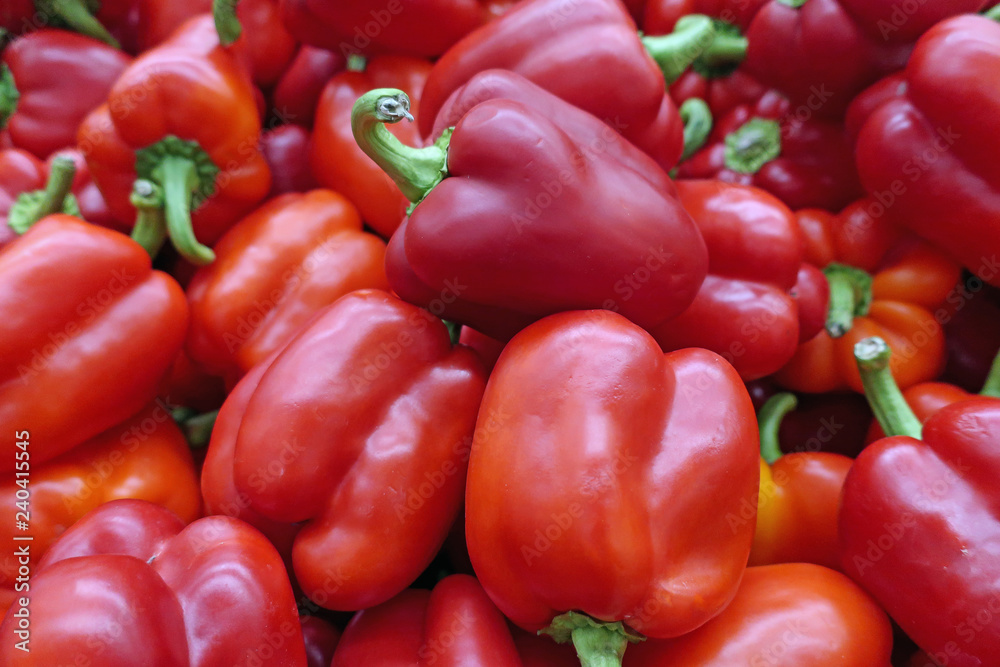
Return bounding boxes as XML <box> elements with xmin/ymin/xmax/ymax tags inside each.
<box><xmin>1</xmin><ymin>0</ymin><xmax>999</xmax><ymax>665</ymax></box>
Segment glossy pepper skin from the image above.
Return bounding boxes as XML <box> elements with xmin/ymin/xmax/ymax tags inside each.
<box><xmin>272</xmin><ymin>46</ymin><xmax>344</xmax><ymax>128</ymax></box>
<box><xmin>0</xmin><ymin>499</ymin><xmax>307</xmax><ymax>666</ymax></box>
<box><xmin>775</xmin><ymin>199</ymin><xmax>961</xmax><ymax>393</ymax></box>
<box><xmin>650</xmin><ymin>180</ymin><xmax>806</xmax><ymax>381</ymax></box>
<box><xmin>853</xmin><ymin>16</ymin><xmax>1000</xmax><ymax>287</ymax></box>
<box><xmin>311</xmin><ymin>56</ymin><xmax>431</xmax><ymax>238</ymax></box>
<box><xmin>260</xmin><ymin>125</ymin><xmax>319</xmax><ymax>197</ymax></box>
<box><xmin>331</xmin><ymin>575</ymin><xmax>523</xmax><ymax>666</ymax></box>
<box><xmin>279</xmin><ymin>0</ymin><xmax>486</xmax><ymax>58</ymax></box>
<box><xmin>677</xmin><ymin>90</ymin><xmax>863</xmax><ymax>211</ymax></box>
<box><xmin>417</xmin><ymin>0</ymin><xmax>685</xmax><ymax>171</ymax></box>
<box><xmin>204</xmin><ymin>290</ymin><xmax>487</xmax><ymax>610</ymax></box>
<box><xmin>214</xmin><ymin>0</ymin><xmax>299</xmax><ymax>89</ymax></box>
<box><xmin>624</xmin><ymin>563</ymin><xmax>893</xmax><ymax>666</ymax></box>
<box><xmin>0</xmin><ymin>30</ymin><xmax>131</xmax><ymax>160</ymax></box>
<box><xmin>186</xmin><ymin>189</ymin><xmax>390</xmax><ymax>381</ymax></box>
<box><xmin>78</xmin><ymin>16</ymin><xmax>271</xmax><ymax>265</ymax></box>
<box><xmin>0</xmin><ymin>215</ymin><xmax>187</xmax><ymax>470</ymax></box>
<box><xmin>0</xmin><ymin>402</ymin><xmax>201</xmax><ymax>615</ymax></box>
<box><xmin>359</xmin><ymin>76</ymin><xmax>707</xmax><ymax>342</ymax></box>
<box><xmin>467</xmin><ymin>310</ymin><xmax>759</xmax><ymax>650</ymax></box>
<box><xmin>742</xmin><ymin>0</ymin><xmax>984</xmax><ymax>119</ymax></box>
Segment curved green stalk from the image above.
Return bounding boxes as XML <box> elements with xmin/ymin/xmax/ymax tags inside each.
<box><xmin>854</xmin><ymin>337</ymin><xmax>922</xmax><ymax>439</ymax></box>
<box><xmin>679</xmin><ymin>98</ymin><xmax>713</xmax><ymax>162</ymax></box>
<box><xmin>129</xmin><ymin>179</ymin><xmax>168</xmax><ymax>260</ymax></box>
<box><xmin>642</xmin><ymin>15</ymin><xmax>716</xmax><ymax>84</ymax></box>
<box><xmin>822</xmin><ymin>263</ymin><xmax>873</xmax><ymax>338</ymax></box>
<box><xmin>8</xmin><ymin>156</ymin><xmax>79</xmax><ymax>233</ymax></box>
<box><xmin>758</xmin><ymin>393</ymin><xmax>798</xmax><ymax>464</ymax></box>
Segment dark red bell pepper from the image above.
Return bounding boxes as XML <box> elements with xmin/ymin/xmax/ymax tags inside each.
<box><xmin>467</xmin><ymin>309</ymin><xmax>759</xmax><ymax>664</ymax></box>
<box><xmin>279</xmin><ymin>0</ymin><xmax>487</xmax><ymax>58</ymax></box>
<box><xmin>355</xmin><ymin>74</ymin><xmax>708</xmax><ymax>341</ymax></box>
<box><xmin>311</xmin><ymin>55</ymin><xmax>431</xmax><ymax>238</ymax></box>
<box><xmin>650</xmin><ymin>180</ymin><xmax>807</xmax><ymax>381</ymax></box>
<box><xmin>940</xmin><ymin>277</ymin><xmax>1000</xmax><ymax>392</ymax></box>
<box><xmin>271</xmin><ymin>46</ymin><xmax>345</xmax><ymax>127</ymax></box>
<box><xmin>202</xmin><ymin>290</ymin><xmax>487</xmax><ymax>610</ymax></box>
<box><xmin>302</xmin><ymin>615</ymin><xmax>340</xmax><ymax>667</ymax></box>
<box><xmin>676</xmin><ymin>90</ymin><xmax>863</xmax><ymax>210</ymax></box>
<box><xmin>260</xmin><ymin>124</ymin><xmax>319</xmax><ymax>197</ymax></box>
<box><xmin>853</xmin><ymin>15</ymin><xmax>1000</xmax><ymax>287</ymax></box>
<box><xmin>417</xmin><ymin>0</ymin><xmax>705</xmax><ymax>171</ymax></box>
<box><xmin>0</xmin><ymin>215</ymin><xmax>188</xmax><ymax>470</ymax></box>
<box><xmin>0</xmin><ymin>499</ymin><xmax>307</xmax><ymax>665</ymax></box>
<box><xmin>841</xmin><ymin>336</ymin><xmax>1000</xmax><ymax>665</ymax></box>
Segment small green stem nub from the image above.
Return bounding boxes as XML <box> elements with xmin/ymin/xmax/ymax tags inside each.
<box><xmin>35</xmin><ymin>0</ymin><xmax>120</xmax><ymax>48</ymax></box>
<box><xmin>540</xmin><ymin>611</ymin><xmax>644</xmax><ymax>667</ymax></box>
<box><xmin>777</xmin><ymin>0</ymin><xmax>810</xmax><ymax>7</ymax></box>
<box><xmin>855</xmin><ymin>337</ymin><xmax>923</xmax><ymax>439</ymax></box>
<box><xmin>347</xmin><ymin>54</ymin><xmax>368</xmax><ymax>72</ymax></box>
<box><xmin>8</xmin><ymin>156</ymin><xmax>79</xmax><ymax>234</ymax></box>
<box><xmin>759</xmin><ymin>393</ymin><xmax>797</xmax><ymax>464</ymax></box>
<box><xmin>679</xmin><ymin>98</ymin><xmax>713</xmax><ymax>162</ymax></box>
<box><xmin>130</xmin><ymin>179</ymin><xmax>168</xmax><ymax>260</ymax></box>
<box><xmin>172</xmin><ymin>408</ymin><xmax>219</xmax><ymax>448</ymax></box>
<box><xmin>443</xmin><ymin>320</ymin><xmax>462</xmax><ymax>345</ymax></box>
<box><xmin>213</xmin><ymin>0</ymin><xmax>242</xmax><ymax>45</ymax></box>
<box><xmin>822</xmin><ymin>263</ymin><xmax>873</xmax><ymax>338</ymax></box>
<box><xmin>724</xmin><ymin>118</ymin><xmax>781</xmax><ymax>174</ymax></box>
<box><xmin>642</xmin><ymin>15</ymin><xmax>716</xmax><ymax>84</ymax></box>
<box><xmin>351</xmin><ymin>88</ymin><xmax>450</xmax><ymax>210</ymax></box>
<box><xmin>986</xmin><ymin>4</ymin><xmax>1000</xmax><ymax>21</ymax></box>
<box><xmin>980</xmin><ymin>347</ymin><xmax>1000</xmax><ymax>398</ymax></box>
<box><xmin>0</xmin><ymin>64</ymin><xmax>18</xmax><ymax>129</ymax></box>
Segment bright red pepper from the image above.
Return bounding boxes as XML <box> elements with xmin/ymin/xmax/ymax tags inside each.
<box><xmin>279</xmin><ymin>0</ymin><xmax>487</xmax><ymax>58</ymax></box>
<box><xmin>0</xmin><ymin>499</ymin><xmax>306</xmax><ymax>665</ymax></box>
<box><xmin>356</xmin><ymin>74</ymin><xmax>707</xmax><ymax>342</ymax></box>
<box><xmin>775</xmin><ymin>199</ymin><xmax>961</xmax><ymax>393</ymax></box>
<box><xmin>417</xmin><ymin>0</ymin><xmax>695</xmax><ymax>171</ymax></box>
<box><xmin>0</xmin><ymin>30</ymin><xmax>131</xmax><ymax>160</ymax></box>
<box><xmin>203</xmin><ymin>290</ymin><xmax>487</xmax><ymax>610</ymax></box>
<box><xmin>272</xmin><ymin>46</ymin><xmax>345</xmax><ymax>127</ymax></box>
<box><xmin>853</xmin><ymin>15</ymin><xmax>1000</xmax><ymax>287</ymax></box>
<box><xmin>742</xmin><ymin>0</ymin><xmax>984</xmax><ymax>119</ymax></box>
<box><xmin>260</xmin><ymin>125</ymin><xmax>319</xmax><ymax>197</ymax></box>
<box><xmin>0</xmin><ymin>402</ymin><xmax>201</xmax><ymax>615</ymax></box>
<box><xmin>214</xmin><ymin>0</ymin><xmax>299</xmax><ymax>89</ymax></box>
<box><xmin>186</xmin><ymin>189</ymin><xmax>390</xmax><ymax>381</ymax></box>
<box><xmin>331</xmin><ymin>575</ymin><xmax>524</xmax><ymax>665</ymax></box>
<box><xmin>459</xmin><ymin>326</ymin><xmax>506</xmax><ymax>374</ymax></box>
<box><xmin>624</xmin><ymin>563</ymin><xmax>893</xmax><ymax>666</ymax></box>
<box><xmin>676</xmin><ymin>90</ymin><xmax>863</xmax><ymax>210</ymax></box>
<box><xmin>0</xmin><ymin>215</ymin><xmax>188</xmax><ymax>470</ymax></box>
<box><xmin>467</xmin><ymin>310</ymin><xmax>758</xmax><ymax>664</ymax></box>
<box><xmin>650</xmin><ymin>180</ymin><xmax>806</xmax><ymax>381</ymax></box>
<box><xmin>311</xmin><ymin>55</ymin><xmax>431</xmax><ymax>238</ymax></box>
<box><xmin>841</xmin><ymin>337</ymin><xmax>1000</xmax><ymax>665</ymax></box>
<box><xmin>79</xmin><ymin>17</ymin><xmax>271</xmax><ymax>265</ymax></box>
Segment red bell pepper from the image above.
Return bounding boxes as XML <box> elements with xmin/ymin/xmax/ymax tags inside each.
<box><xmin>0</xmin><ymin>30</ymin><xmax>131</xmax><ymax>160</ymax></box>
<box><xmin>0</xmin><ymin>215</ymin><xmax>188</xmax><ymax>470</ymax></box>
<box><xmin>331</xmin><ymin>575</ymin><xmax>523</xmax><ymax>665</ymax></box>
<box><xmin>302</xmin><ymin>615</ymin><xmax>340</xmax><ymax>667</ymax></box>
<box><xmin>624</xmin><ymin>563</ymin><xmax>893</xmax><ymax>665</ymax></box>
<box><xmin>417</xmin><ymin>0</ymin><xmax>710</xmax><ymax>171</ymax></box>
<box><xmin>940</xmin><ymin>277</ymin><xmax>1000</xmax><ymax>392</ymax></box>
<box><xmin>459</xmin><ymin>326</ymin><xmax>506</xmax><ymax>374</ymax></box>
<box><xmin>742</xmin><ymin>0</ymin><xmax>984</xmax><ymax>119</ymax></box>
<box><xmin>841</xmin><ymin>336</ymin><xmax>1000</xmax><ymax>665</ymax></box>
<box><xmin>278</xmin><ymin>0</ymin><xmax>487</xmax><ymax>58</ymax></box>
<box><xmin>650</xmin><ymin>180</ymin><xmax>807</xmax><ymax>380</ymax></box>
<box><xmin>260</xmin><ymin>125</ymin><xmax>319</xmax><ymax>196</ymax></box>
<box><xmin>749</xmin><ymin>393</ymin><xmax>852</xmax><ymax>570</ymax></box>
<box><xmin>272</xmin><ymin>46</ymin><xmax>345</xmax><ymax>127</ymax></box>
<box><xmin>0</xmin><ymin>402</ymin><xmax>201</xmax><ymax>615</ymax></box>
<box><xmin>0</xmin><ymin>499</ymin><xmax>307</xmax><ymax>665</ymax></box>
<box><xmin>78</xmin><ymin>18</ymin><xmax>271</xmax><ymax>265</ymax></box>
<box><xmin>311</xmin><ymin>55</ymin><xmax>431</xmax><ymax>238</ymax></box>
<box><xmin>213</xmin><ymin>0</ymin><xmax>298</xmax><ymax>89</ymax></box>
<box><xmin>676</xmin><ymin>90</ymin><xmax>863</xmax><ymax>210</ymax></box>
<box><xmin>158</xmin><ymin>350</ymin><xmax>228</xmax><ymax>415</ymax></box>
<box><xmin>853</xmin><ymin>15</ymin><xmax>1000</xmax><ymax>287</ymax></box>
<box><xmin>186</xmin><ymin>189</ymin><xmax>390</xmax><ymax>380</ymax></box>
<box><xmin>203</xmin><ymin>289</ymin><xmax>487</xmax><ymax>610</ymax></box>
<box><xmin>355</xmin><ymin>75</ymin><xmax>708</xmax><ymax>341</ymax></box>
<box><xmin>775</xmin><ymin>199</ymin><xmax>961</xmax><ymax>393</ymax></box>
<box><xmin>467</xmin><ymin>310</ymin><xmax>759</xmax><ymax>665</ymax></box>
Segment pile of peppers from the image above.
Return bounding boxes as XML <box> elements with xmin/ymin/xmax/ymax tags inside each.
<box><xmin>1</xmin><ymin>0</ymin><xmax>1000</xmax><ymax>665</ymax></box>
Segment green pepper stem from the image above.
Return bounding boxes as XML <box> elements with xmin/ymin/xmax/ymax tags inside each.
<box><xmin>777</xmin><ymin>0</ymin><xmax>810</xmax><ymax>7</ymax></box>
<box><xmin>176</xmin><ymin>409</ymin><xmax>219</xmax><ymax>448</ymax></box>
<box><xmin>213</xmin><ymin>0</ymin><xmax>242</xmax><ymax>45</ymax></box>
<box><xmin>759</xmin><ymin>393</ymin><xmax>797</xmax><ymax>464</ymax></box>
<box><xmin>0</xmin><ymin>64</ymin><xmax>18</xmax><ymax>129</ymax></box>
<box><xmin>347</xmin><ymin>54</ymin><xmax>368</xmax><ymax>72</ymax></box>
<box><xmin>8</xmin><ymin>156</ymin><xmax>77</xmax><ymax>234</ymax></box>
<box><xmin>699</xmin><ymin>31</ymin><xmax>748</xmax><ymax>68</ymax></box>
<box><xmin>36</xmin><ymin>0</ymin><xmax>120</xmax><ymax>48</ymax></box>
<box><xmin>158</xmin><ymin>155</ymin><xmax>215</xmax><ymax>265</ymax></box>
<box><xmin>724</xmin><ymin>118</ymin><xmax>781</xmax><ymax>174</ymax></box>
<box><xmin>642</xmin><ymin>15</ymin><xmax>716</xmax><ymax>84</ymax></box>
<box><xmin>129</xmin><ymin>179</ymin><xmax>168</xmax><ymax>260</ymax></box>
<box><xmin>351</xmin><ymin>88</ymin><xmax>450</xmax><ymax>207</ymax></box>
<box><xmin>822</xmin><ymin>263</ymin><xmax>873</xmax><ymax>338</ymax></box>
<box><xmin>854</xmin><ymin>337</ymin><xmax>922</xmax><ymax>439</ymax></box>
<box><xmin>986</xmin><ymin>4</ymin><xmax>1000</xmax><ymax>21</ymax></box>
<box><xmin>679</xmin><ymin>98</ymin><xmax>713</xmax><ymax>162</ymax></box>
<box><xmin>540</xmin><ymin>611</ymin><xmax>644</xmax><ymax>667</ymax></box>
<box><xmin>443</xmin><ymin>320</ymin><xmax>462</xmax><ymax>345</ymax></box>
<box><xmin>980</xmin><ymin>347</ymin><xmax>1000</xmax><ymax>398</ymax></box>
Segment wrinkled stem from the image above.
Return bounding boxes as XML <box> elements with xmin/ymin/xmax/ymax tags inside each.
<box><xmin>679</xmin><ymin>98</ymin><xmax>713</xmax><ymax>161</ymax></box>
<box><xmin>540</xmin><ymin>611</ymin><xmax>644</xmax><ymax>667</ymax></box>
<box><xmin>724</xmin><ymin>118</ymin><xmax>781</xmax><ymax>174</ymax></box>
<box><xmin>129</xmin><ymin>179</ymin><xmax>168</xmax><ymax>260</ymax></box>
<box><xmin>642</xmin><ymin>14</ymin><xmax>716</xmax><ymax>84</ymax></box>
<box><xmin>759</xmin><ymin>393</ymin><xmax>797</xmax><ymax>464</ymax></box>
<box><xmin>855</xmin><ymin>337</ymin><xmax>922</xmax><ymax>439</ymax></box>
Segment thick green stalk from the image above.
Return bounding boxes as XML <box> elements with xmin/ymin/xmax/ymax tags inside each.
<box><xmin>854</xmin><ymin>337</ymin><xmax>923</xmax><ymax>439</ymax></box>
<box><xmin>213</xmin><ymin>0</ymin><xmax>242</xmax><ymax>45</ymax></box>
<box><xmin>129</xmin><ymin>179</ymin><xmax>168</xmax><ymax>260</ymax></box>
<box><xmin>822</xmin><ymin>263</ymin><xmax>873</xmax><ymax>338</ymax></box>
<box><xmin>679</xmin><ymin>98</ymin><xmax>713</xmax><ymax>162</ymax></box>
<box><xmin>759</xmin><ymin>393</ymin><xmax>798</xmax><ymax>464</ymax></box>
<box><xmin>8</xmin><ymin>156</ymin><xmax>79</xmax><ymax>234</ymax></box>
<box><xmin>642</xmin><ymin>15</ymin><xmax>716</xmax><ymax>84</ymax></box>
